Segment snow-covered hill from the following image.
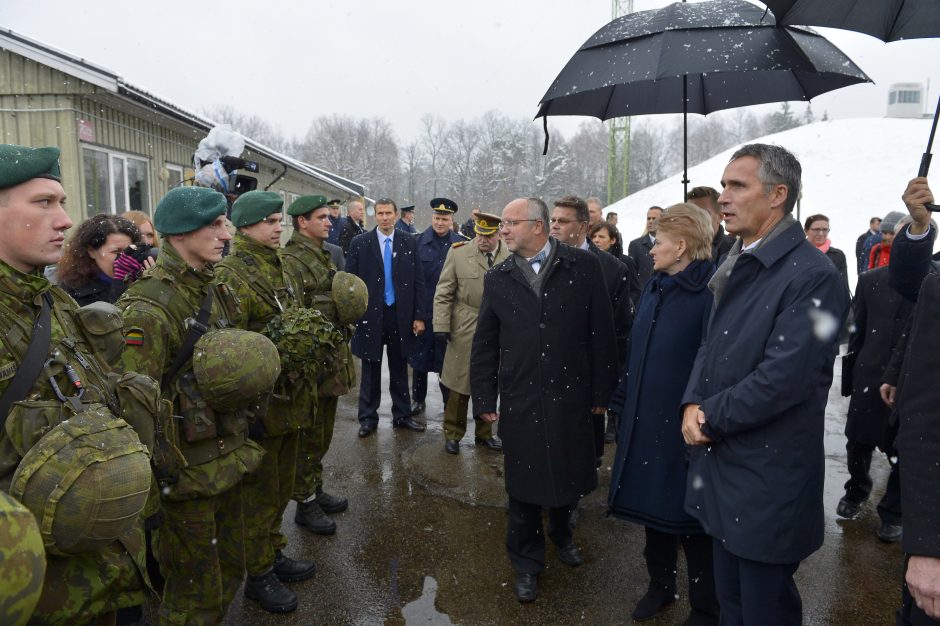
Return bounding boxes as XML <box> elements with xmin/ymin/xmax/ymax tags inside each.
<box><xmin>608</xmin><ymin>117</ymin><xmax>937</xmax><ymax>290</ymax></box>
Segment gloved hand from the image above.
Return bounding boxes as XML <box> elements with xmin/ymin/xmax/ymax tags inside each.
<box><xmin>113</xmin><ymin>253</ymin><xmax>145</xmax><ymax>282</ymax></box>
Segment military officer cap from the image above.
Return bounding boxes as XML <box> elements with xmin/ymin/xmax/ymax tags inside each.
<box><xmin>154</xmin><ymin>186</ymin><xmax>228</xmax><ymax>235</ymax></box>
<box><xmin>287</xmin><ymin>195</ymin><xmax>328</xmax><ymax>217</ymax></box>
<box><xmin>0</xmin><ymin>144</ymin><xmax>61</xmax><ymax>189</ymax></box>
<box><xmin>430</xmin><ymin>197</ymin><xmax>458</xmax><ymax>215</ymax></box>
<box><xmin>400</xmin><ymin>205</ymin><xmax>415</xmax><ymax>214</ymax></box>
<box><xmin>472</xmin><ymin>209</ymin><xmax>502</xmax><ymax>236</ymax></box>
<box><xmin>327</xmin><ymin>198</ymin><xmax>343</xmax><ymax>207</ymax></box>
<box><xmin>231</xmin><ymin>190</ymin><xmax>284</xmax><ymax>227</ymax></box>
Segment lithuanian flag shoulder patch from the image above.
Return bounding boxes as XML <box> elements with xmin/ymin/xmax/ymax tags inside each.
<box><xmin>125</xmin><ymin>328</ymin><xmax>144</xmax><ymax>347</ymax></box>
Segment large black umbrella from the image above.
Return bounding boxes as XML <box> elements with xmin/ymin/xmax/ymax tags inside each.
<box><xmin>536</xmin><ymin>0</ymin><xmax>871</xmax><ymax>198</ymax></box>
<box><xmin>759</xmin><ymin>0</ymin><xmax>940</xmax><ymax>42</ymax></box>
<box><xmin>758</xmin><ymin>0</ymin><xmax>940</xmax><ymax>209</ymax></box>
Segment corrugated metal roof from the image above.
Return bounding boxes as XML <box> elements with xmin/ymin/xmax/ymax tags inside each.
<box><xmin>0</xmin><ymin>27</ymin><xmax>365</xmax><ymax>198</ymax></box>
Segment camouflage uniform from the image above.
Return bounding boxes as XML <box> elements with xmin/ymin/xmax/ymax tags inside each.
<box><xmin>117</xmin><ymin>242</ymin><xmax>265</xmax><ymax>626</ymax></box>
<box><xmin>281</xmin><ymin>230</ymin><xmax>354</xmax><ymax>501</ymax></box>
<box><xmin>0</xmin><ymin>260</ymin><xmax>149</xmax><ymax>625</ymax></box>
<box><xmin>215</xmin><ymin>233</ymin><xmax>311</xmax><ymax>577</ymax></box>
<box><xmin>0</xmin><ymin>490</ymin><xmax>45</xmax><ymax>626</ymax></box>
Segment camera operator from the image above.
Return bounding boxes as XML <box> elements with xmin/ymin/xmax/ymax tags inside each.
<box><xmin>888</xmin><ymin>176</ymin><xmax>940</xmax><ymax>623</ymax></box>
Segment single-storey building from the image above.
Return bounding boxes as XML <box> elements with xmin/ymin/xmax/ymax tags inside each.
<box><xmin>0</xmin><ymin>27</ymin><xmax>364</xmax><ymax>224</ymax></box>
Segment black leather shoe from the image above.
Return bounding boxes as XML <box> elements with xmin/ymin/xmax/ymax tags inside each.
<box><xmin>273</xmin><ymin>550</ymin><xmax>316</xmax><ymax>583</ymax></box>
<box><xmin>632</xmin><ymin>584</ymin><xmax>676</xmax><ymax>621</ymax></box>
<box><xmin>294</xmin><ymin>500</ymin><xmax>336</xmax><ymax>535</ymax></box>
<box><xmin>836</xmin><ymin>496</ymin><xmax>862</xmax><ymax>519</ymax></box>
<box><xmin>410</xmin><ymin>400</ymin><xmax>426</xmax><ymax>415</ymax></box>
<box><xmin>474</xmin><ymin>436</ymin><xmax>503</xmax><ymax>451</ymax></box>
<box><xmin>514</xmin><ymin>573</ymin><xmax>539</xmax><ymax>603</ymax></box>
<box><xmin>244</xmin><ymin>571</ymin><xmax>298</xmax><ymax>613</ymax></box>
<box><xmin>877</xmin><ymin>521</ymin><xmax>903</xmax><ymax>543</ymax></box>
<box><xmin>316</xmin><ymin>488</ymin><xmax>348</xmax><ymax>514</ymax></box>
<box><xmin>556</xmin><ymin>542</ymin><xmax>583</xmax><ymax>567</ymax></box>
<box><xmin>445</xmin><ymin>439</ymin><xmax>460</xmax><ymax>454</ymax></box>
<box><xmin>393</xmin><ymin>415</ymin><xmax>426</xmax><ymax>432</ymax></box>
<box><xmin>358</xmin><ymin>422</ymin><xmax>376</xmax><ymax>438</ymax></box>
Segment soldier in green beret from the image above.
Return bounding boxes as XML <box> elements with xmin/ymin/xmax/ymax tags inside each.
<box><xmin>0</xmin><ymin>144</ymin><xmax>151</xmax><ymax>624</ymax></box>
<box><xmin>215</xmin><ymin>191</ymin><xmax>315</xmax><ymax>613</ymax></box>
<box><xmin>117</xmin><ymin>185</ymin><xmax>269</xmax><ymax>625</ymax></box>
<box><xmin>282</xmin><ymin>195</ymin><xmax>354</xmax><ymax>534</ymax></box>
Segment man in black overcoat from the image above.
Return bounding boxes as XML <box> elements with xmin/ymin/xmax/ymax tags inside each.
<box><xmin>888</xmin><ymin>176</ymin><xmax>940</xmax><ymax>624</ymax></box>
<box><xmin>470</xmin><ymin>197</ymin><xmax>617</xmax><ymax>603</ymax></box>
<box><xmin>680</xmin><ymin>144</ymin><xmax>849</xmax><ymax>625</ymax></box>
<box><xmin>347</xmin><ymin>199</ymin><xmax>427</xmax><ymax>436</ymax></box>
<box><xmin>686</xmin><ymin>185</ymin><xmax>736</xmax><ymax>264</ymax></box>
<box><xmin>838</xmin><ymin>265</ymin><xmax>909</xmax><ymax>541</ymax></box>
<box><xmin>627</xmin><ymin>206</ymin><xmax>663</xmax><ymax>288</ymax></box>
<box><xmin>549</xmin><ymin>194</ymin><xmax>634</xmax><ymax>448</ymax></box>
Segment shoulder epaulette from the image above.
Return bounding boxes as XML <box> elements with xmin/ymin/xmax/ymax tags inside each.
<box><xmin>452</xmin><ymin>241</ymin><xmax>468</xmax><ymax>249</ymax></box>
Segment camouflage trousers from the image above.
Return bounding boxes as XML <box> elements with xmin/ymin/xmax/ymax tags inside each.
<box><xmin>443</xmin><ymin>391</ymin><xmax>493</xmax><ymax>441</ymax></box>
<box><xmin>242</xmin><ymin>431</ymin><xmax>299</xmax><ymax>575</ymax></box>
<box><xmin>32</xmin><ymin>527</ymin><xmax>148</xmax><ymax>626</ymax></box>
<box><xmin>155</xmin><ymin>484</ymin><xmax>244</xmax><ymax>626</ymax></box>
<box><xmin>293</xmin><ymin>395</ymin><xmax>338</xmax><ymax>501</ymax></box>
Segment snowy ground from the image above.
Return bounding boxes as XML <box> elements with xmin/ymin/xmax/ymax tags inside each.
<box><xmin>608</xmin><ymin>117</ymin><xmax>938</xmax><ymax>291</ymax></box>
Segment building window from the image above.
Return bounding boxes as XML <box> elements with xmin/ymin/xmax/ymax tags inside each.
<box><xmin>166</xmin><ymin>163</ymin><xmax>184</xmax><ymax>191</ymax></box>
<box><xmin>889</xmin><ymin>92</ymin><xmax>897</xmax><ymax>105</ymax></box>
<box><xmin>898</xmin><ymin>90</ymin><xmax>921</xmax><ymax>104</ymax></box>
<box><xmin>286</xmin><ymin>192</ymin><xmax>300</xmax><ymax>225</ymax></box>
<box><xmin>82</xmin><ymin>147</ymin><xmax>151</xmax><ymax>216</ymax></box>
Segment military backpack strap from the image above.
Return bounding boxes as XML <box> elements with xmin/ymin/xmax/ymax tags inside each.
<box><xmin>162</xmin><ymin>289</ymin><xmax>214</xmax><ymax>389</ymax></box>
<box><xmin>0</xmin><ymin>293</ymin><xmax>52</xmax><ymax>429</ymax></box>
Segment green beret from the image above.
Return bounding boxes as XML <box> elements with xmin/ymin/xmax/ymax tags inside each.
<box><xmin>231</xmin><ymin>191</ymin><xmax>284</xmax><ymax>227</ymax></box>
<box><xmin>154</xmin><ymin>187</ymin><xmax>228</xmax><ymax>235</ymax></box>
<box><xmin>0</xmin><ymin>144</ymin><xmax>61</xmax><ymax>189</ymax></box>
<box><xmin>286</xmin><ymin>195</ymin><xmax>328</xmax><ymax>217</ymax></box>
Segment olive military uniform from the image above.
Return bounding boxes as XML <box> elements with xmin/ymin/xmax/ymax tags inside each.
<box><xmin>0</xmin><ymin>490</ymin><xmax>45</xmax><ymax>626</ymax></box>
<box><xmin>215</xmin><ymin>232</ymin><xmax>311</xmax><ymax>578</ymax></box>
<box><xmin>0</xmin><ymin>260</ymin><xmax>150</xmax><ymax>625</ymax></box>
<box><xmin>433</xmin><ymin>235</ymin><xmax>508</xmax><ymax>443</ymax></box>
<box><xmin>281</xmin><ymin>230</ymin><xmax>355</xmax><ymax>502</ymax></box>
<box><xmin>118</xmin><ymin>238</ymin><xmax>265</xmax><ymax>626</ymax></box>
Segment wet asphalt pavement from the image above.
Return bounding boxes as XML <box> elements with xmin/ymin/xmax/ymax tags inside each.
<box><xmin>223</xmin><ymin>358</ymin><xmax>902</xmax><ymax>625</ymax></box>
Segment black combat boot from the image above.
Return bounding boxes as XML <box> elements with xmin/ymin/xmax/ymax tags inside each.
<box><xmin>244</xmin><ymin>571</ymin><xmax>298</xmax><ymax>613</ymax></box>
<box><xmin>316</xmin><ymin>487</ymin><xmax>348</xmax><ymax>514</ymax></box>
<box><xmin>273</xmin><ymin>550</ymin><xmax>316</xmax><ymax>583</ymax></box>
<box><xmin>295</xmin><ymin>499</ymin><xmax>337</xmax><ymax>535</ymax></box>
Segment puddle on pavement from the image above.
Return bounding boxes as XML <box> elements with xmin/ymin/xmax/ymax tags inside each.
<box><xmin>401</xmin><ymin>576</ymin><xmax>455</xmax><ymax>625</ymax></box>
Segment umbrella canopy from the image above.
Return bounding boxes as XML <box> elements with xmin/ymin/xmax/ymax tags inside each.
<box><xmin>537</xmin><ymin>0</ymin><xmax>870</xmax><ymax>120</ymax></box>
<box><xmin>760</xmin><ymin>0</ymin><xmax>940</xmax><ymax>42</ymax></box>
<box><xmin>535</xmin><ymin>0</ymin><xmax>871</xmax><ymax>198</ymax></box>
<box><xmin>758</xmin><ymin>0</ymin><xmax>940</xmax><ymax>211</ymax></box>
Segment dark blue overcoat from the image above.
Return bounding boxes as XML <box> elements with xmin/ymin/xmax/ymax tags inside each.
<box><xmin>682</xmin><ymin>221</ymin><xmax>850</xmax><ymax>565</ymax></box>
<box><xmin>408</xmin><ymin>228</ymin><xmax>464</xmax><ymax>372</ymax></box>
<box><xmin>346</xmin><ymin>229</ymin><xmax>427</xmax><ymax>362</ymax></box>
<box><xmin>607</xmin><ymin>260</ymin><xmax>714</xmax><ymax>534</ymax></box>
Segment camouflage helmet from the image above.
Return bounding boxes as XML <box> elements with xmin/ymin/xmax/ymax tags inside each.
<box><xmin>9</xmin><ymin>406</ymin><xmax>151</xmax><ymax>557</ymax></box>
<box><xmin>193</xmin><ymin>329</ymin><xmax>281</xmax><ymax>411</ymax></box>
<box><xmin>0</xmin><ymin>491</ymin><xmax>45</xmax><ymax>626</ymax></box>
<box><xmin>332</xmin><ymin>271</ymin><xmax>368</xmax><ymax>325</ymax></box>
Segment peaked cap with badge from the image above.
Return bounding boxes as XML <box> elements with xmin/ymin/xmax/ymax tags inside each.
<box><xmin>430</xmin><ymin>197</ymin><xmax>458</xmax><ymax>215</ymax></box>
<box><xmin>472</xmin><ymin>210</ymin><xmax>502</xmax><ymax>236</ymax></box>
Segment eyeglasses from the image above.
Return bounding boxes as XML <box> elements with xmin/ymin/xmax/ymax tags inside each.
<box><xmin>501</xmin><ymin>219</ymin><xmax>538</xmax><ymax>228</ymax></box>
<box><xmin>549</xmin><ymin>217</ymin><xmax>584</xmax><ymax>225</ymax></box>
<box><xmin>808</xmin><ymin>228</ymin><xmax>830</xmax><ymax>234</ymax></box>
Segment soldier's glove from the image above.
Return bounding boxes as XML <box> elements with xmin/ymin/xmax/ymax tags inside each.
<box><xmin>435</xmin><ymin>332</ymin><xmax>450</xmax><ymax>343</ymax></box>
<box><xmin>113</xmin><ymin>252</ymin><xmax>145</xmax><ymax>282</ymax></box>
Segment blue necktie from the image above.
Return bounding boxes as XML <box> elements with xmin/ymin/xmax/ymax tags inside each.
<box><xmin>384</xmin><ymin>238</ymin><xmax>395</xmax><ymax>306</ymax></box>
<box><xmin>528</xmin><ymin>250</ymin><xmax>547</xmax><ymax>272</ymax></box>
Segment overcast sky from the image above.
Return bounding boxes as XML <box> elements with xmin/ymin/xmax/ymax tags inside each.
<box><xmin>2</xmin><ymin>0</ymin><xmax>938</xmax><ymax>144</ymax></box>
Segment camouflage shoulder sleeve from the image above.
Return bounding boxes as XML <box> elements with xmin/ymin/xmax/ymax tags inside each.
<box><xmin>117</xmin><ymin>303</ymin><xmax>174</xmax><ymax>382</ymax></box>
<box><xmin>0</xmin><ymin>491</ymin><xmax>45</xmax><ymax>626</ymax></box>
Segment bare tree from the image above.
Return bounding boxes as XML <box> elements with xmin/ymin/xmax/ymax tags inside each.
<box><xmin>421</xmin><ymin>114</ymin><xmax>448</xmax><ymax>198</ymax></box>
